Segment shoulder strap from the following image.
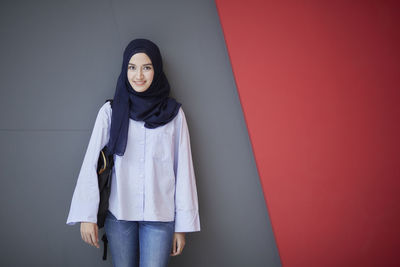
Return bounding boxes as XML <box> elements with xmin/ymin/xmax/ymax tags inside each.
<box><xmin>105</xmin><ymin>99</ymin><xmax>113</xmax><ymax>108</ymax></box>
<box><xmin>102</xmin><ymin>233</ymin><xmax>108</xmax><ymax>260</ymax></box>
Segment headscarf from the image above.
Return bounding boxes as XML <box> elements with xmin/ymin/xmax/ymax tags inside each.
<box><xmin>105</xmin><ymin>38</ymin><xmax>182</xmax><ymax>156</ymax></box>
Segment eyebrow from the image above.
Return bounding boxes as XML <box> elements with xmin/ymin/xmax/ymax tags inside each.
<box><xmin>128</xmin><ymin>63</ymin><xmax>153</xmax><ymax>66</ymax></box>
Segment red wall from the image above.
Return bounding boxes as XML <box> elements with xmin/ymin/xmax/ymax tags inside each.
<box><xmin>215</xmin><ymin>0</ymin><xmax>400</xmax><ymax>266</ymax></box>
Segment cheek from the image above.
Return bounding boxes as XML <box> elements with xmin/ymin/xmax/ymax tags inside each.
<box><xmin>147</xmin><ymin>72</ymin><xmax>155</xmax><ymax>83</ymax></box>
<box><xmin>127</xmin><ymin>73</ymin><xmax>135</xmax><ymax>87</ymax></box>
<box><xmin>127</xmin><ymin>71</ymin><xmax>133</xmax><ymax>81</ymax></box>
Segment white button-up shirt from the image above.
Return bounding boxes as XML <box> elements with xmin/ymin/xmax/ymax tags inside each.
<box><xmin>66</xmin><ymin>101</ymin><xmax>200</xmax><ymax>232</ymax></box>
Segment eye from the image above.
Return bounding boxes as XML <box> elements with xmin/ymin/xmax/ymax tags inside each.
<box><xmin>128</xmin><ymin>65</ymin><xmax>135</xmax><ymax>70</ymax></box>
<box><xmin>144</xmin><ymin>66</ymin><xmax>152</xmax><ymax>71</ymax></box>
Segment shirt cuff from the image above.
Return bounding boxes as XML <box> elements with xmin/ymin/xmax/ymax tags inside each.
<box><xmin>174</xmin><ymin>210</ymin><xmax>200</xmax><ymax>232</ymax></box>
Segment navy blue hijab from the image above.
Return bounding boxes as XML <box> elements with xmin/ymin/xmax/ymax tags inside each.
<box><xmin>105</xmin><ymin>38</ymin><xmax>182</xmax><ymax>156</ymax></box>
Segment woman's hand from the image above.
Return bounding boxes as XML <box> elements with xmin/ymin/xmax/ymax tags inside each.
<box><xmin>170</xmin><ymin>232</ymin><xmax>186</xmax><ymax>256</ymax></box>
<box><xmin>80</xmin><ymin>222</ymin><xmax>100</xmax><ymax>248</ymax></box>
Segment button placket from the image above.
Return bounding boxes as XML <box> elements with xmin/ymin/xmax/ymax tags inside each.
<box><xmin>136</xmin><ymin>123</ymin><xmax>145</xmax><ymax>198</ymax></box>
<box><xmin>140</xmin><ymin>123</ymin><xmax>145</xmax><ymax>215</ymax></box>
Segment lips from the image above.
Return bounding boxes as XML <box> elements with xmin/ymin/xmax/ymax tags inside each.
<box><xmin>134</xmin><ymin>81</ymin><xmax>146</xmax><ymax>86</ymax></box>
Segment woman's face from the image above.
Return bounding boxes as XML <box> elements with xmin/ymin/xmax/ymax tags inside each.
<box><xmin>127</xmin><ymin>52</ymin><xmax>154</xmax><ymax>93</ymax></box>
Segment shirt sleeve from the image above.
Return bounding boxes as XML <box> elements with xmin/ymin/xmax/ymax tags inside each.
<box><xmin>66</xmin><ymin>102</ymin><xmax>111</xmax><ymax>225</ymax></box>
<box><xmin>173</xmin><ymin>107</ymin><xmax>201</xmax><ymax>232</ymax></box>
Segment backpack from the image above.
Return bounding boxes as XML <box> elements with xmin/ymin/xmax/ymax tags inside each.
<box><xmin>96</xmin><ymin>99</ymin><xmax>113</xmax><ymax>260</ymax></box>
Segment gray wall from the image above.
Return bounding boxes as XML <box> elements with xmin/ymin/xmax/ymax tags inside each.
<box><xmin>0</xmin><ymin>0</ymin><xmax>281</xmax><ymax>266</ymax></box>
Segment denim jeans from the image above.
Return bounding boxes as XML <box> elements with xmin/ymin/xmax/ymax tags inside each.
<box><xmin>104</xmin><ymin>210</ymin><xmax>175</xmax><ymax>267</ymax></box>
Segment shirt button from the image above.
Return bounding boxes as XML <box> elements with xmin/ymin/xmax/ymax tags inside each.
<box><xmin>140</xmin><ymin>158</ymin><xmax>144</xmax><ymax>162</ymax></box>
<box><xmin>139</xmin><ymin>174</ymin><xmax>144</xmax><ymax>177</ymax></box>
<box><xmin>140</xmin><ymin>141</ymin><xmax>144</xmax><ymax>145</ymax></box>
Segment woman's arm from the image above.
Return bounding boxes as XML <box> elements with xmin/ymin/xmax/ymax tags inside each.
<box><xmin>173</xmin><ymin>108</ymin><xmax>201</xmax><ymax>233</ymax></box>
<box><xmin>66</xmin><ymin>102</ymin><xmax>111</xmax><ymax>225</ymax></box>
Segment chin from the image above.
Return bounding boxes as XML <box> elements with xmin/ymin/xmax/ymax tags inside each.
<box><xmin>133</xmin><ymin>87</ymin><xmax>148</xmax><ymax>92</ymax></box>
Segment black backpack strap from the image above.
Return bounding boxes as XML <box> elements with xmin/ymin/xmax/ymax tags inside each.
<box><xmin>101</xmin><ymin>233</ymin><xmax>108</xmax><ymax>260</ymax></box>
<box><xmin>99</xmin><ymin>100</ymin><xmax>112</xmax><ymax>261</ymax></box>
<box><xmin>105</xmin><ymin>99</ymin><xmax>113</xmax><ymax>108</ymax></box>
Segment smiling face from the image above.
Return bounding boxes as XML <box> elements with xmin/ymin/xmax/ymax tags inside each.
<box><xmin>127</xmin><ymin>52</ymin><xmax>154</xmax><ymax>93</ymax></box>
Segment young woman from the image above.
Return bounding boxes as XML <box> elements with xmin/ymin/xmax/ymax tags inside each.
<box><xmin>66</xmin><ymin>38</ymin><xmax>200</xmax><ymax>267</ymax></box>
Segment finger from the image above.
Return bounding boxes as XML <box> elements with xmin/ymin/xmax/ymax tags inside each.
<box><xmin>83</xmin><ymin>232</ymin><xmax>89</xmax><ymax>245</ymax></box>
<box><xmin>170</xmin><ymin>238</ymin><xmax>177</xmax><ymax>256</ymax></box>
<box><xmin>173</xmin><ymin>240</ymin><xmax>183</xmax><ymax>256</ymax></box>
<box><xmin>85</xmin><ymin>232</ymin><xmax>92</xmax><ymax>246</ymax></box>
<box><xmin>177</xmin><ymin>242</ymin><xmax>183</xmax><ymax>255</ymax></box>
<box><xmin>173</xmin><ymin>237</ymin><xmax>177</xmax><ymax>253</ymax></box>
<box><xmin>84</xmin><ymin>231</ymin><xmax>92</xmax><ymax>246</ymax></box>
<box><xmin>94</xmin><ymin>226</ymin><xmax>99</xmax><ymax>248</ymax></box>
<box><xmin>80</xmin><ymin>224</ymin><xmax>86</xmax><ymax>242</ymax></box>
<box><xmin>89</xmin><ymin>232</ymin><xmax>97</xmax><ymax>247</ymax></box>
<box><xmin>91</xmin><ymin>233</ymin><xmax>97</xmax><ymax>247</ymax></box>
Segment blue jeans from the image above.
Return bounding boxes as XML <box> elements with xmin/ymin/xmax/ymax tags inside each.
<box><xmin>104</xmin><ymin>210</ymin><xmax>175</xmax><ymax>267</ymax></box>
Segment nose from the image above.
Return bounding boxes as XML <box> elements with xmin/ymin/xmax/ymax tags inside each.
<box><xmin>136</xmin><ymin>68</ymin><xmax>144</xmax><ymax>79</ymax></box>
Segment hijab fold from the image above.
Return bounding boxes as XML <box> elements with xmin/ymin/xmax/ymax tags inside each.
<box><xmin>105</xmin><ymin>38</ymin><xmax>181</xmax><ymax>156</ymax></box>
